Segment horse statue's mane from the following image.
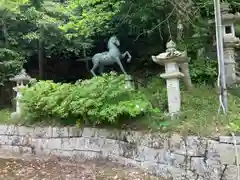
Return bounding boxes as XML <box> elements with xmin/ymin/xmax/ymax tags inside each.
<box><xmin>107</xmin><ymin>36</ymin><xmax>118</xmax><ymax>49</ymax></box>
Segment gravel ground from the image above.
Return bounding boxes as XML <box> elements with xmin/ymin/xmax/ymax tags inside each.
<box><xmin>0</xmin><ymin>156</ymin><xmax>167</xmax><ymax>180</ymax></box>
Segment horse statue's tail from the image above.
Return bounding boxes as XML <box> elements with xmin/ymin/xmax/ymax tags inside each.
<box><xmin>76</xmin><ymin>57</ymin><xmax>92</xmax><ymax>71</ymax></box>
<box><xmin>76</xmin><ymin>57</ymin><xmax>92</xmax><ymax>62</ymax></box>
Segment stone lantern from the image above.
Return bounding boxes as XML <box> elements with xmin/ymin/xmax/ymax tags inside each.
<box><xmin>152</xmin><ymin>40</ymin><xmax>188</xmax><ymax>119</ymax></box>
<box><xmin>221</xmin><ymin>2</ymin><xmax>240</xmax><ymax>86</ymax></box>
<box><xmin>9</xmin><ymin>69</ymin><xmax>31</xmax><ymax>119</ymax></box>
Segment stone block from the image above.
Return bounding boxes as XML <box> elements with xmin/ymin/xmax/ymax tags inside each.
<box><xmin>82</xmin><ymin>128</ymin><xmax>97</xmax><ymax>137</ymax></box>
<box><xmin>17</xmin><ymin>126</ymin><xmax>35</xmax><ymax>136</ymax></box>
<box><xmin>1</xmin><ymin>125</ymin><xmax>18</xmax><ymax>135</ymax></box>
<box><xmin>119</xmin><ymin>130</ymin><xmax>169</xmax><ymax>149</ymax></box>
<box><xmin>102</xmin><ymin>138</ymin><xmax>120</xmax><ymax>156</ymax></box>
<box><xmin>32</xmin><ymin>127</ymin><xmax>51</xmax><ymax>138</ymax></box>
<box><xmin>171</xmin><ymin>136</ymin><xmax>207</xmax><ymax>157</ymax></box>
<box><xmin>171</xmin><ymin>153</ymin><xmax>188</xmax><ymax>168</ymax></box>
<box><xmin>0</xmin><ymin>125</ymin><xmax>8</xmax><ymax>135</ymax></box>
<box><xmin>107</xmin><ymin>154</ymin><xmax>140</xmax><ymax>167</ymax></box>
<box><xmin>224</xmin><ymin>165</ymin><xmax>240</xmax><ymax>180</ymax></box>
<box><xmin>190</xmin><ymin>157</ymin><xmax>222</xmax><ymax>178</ymax></box>
<box><xmin>32</xmin><ymin>138</ymin><xmax>53</xmax><ymax>151</ymax></box>
<box><xmin>118</xmin><ymin>141</ymin><xmax>137</xmax><ymax>159</ymax></box>
<box><xmin>134</xmin><ymin>146</ymin><xmax>167</xmax><ymax>163</ymax></box>
<box><xmin>68</xmin><ymin>127</ymin><xmax>83</xmax><ymax>137</ymax></box>
<box><xmin>219</xmin><ymin>136</ymin><xmax>240</xmax><ymax>145</ymax></box>
<box><xmin>207</xmin><ymin>140</ymin><xmax>240</xmax><ymax>165</ymax></box>
<box><xmin>140</xmin><ymin>133</ymin><xmax>168</xmax><ymax>149</ymax></box>
<box><xmin>80</xmin><ymin>137</ymin><xmax>105</xmax><ymax>151</ymax></box>
<box><xmin>77</xmin><ymin>150</ymin><xmax>102</xmax><ymax>160</ymax></box>
<box><xmin>94</xmin><ymin>128</ymin><xmax>117</xmax><ymax>139</ymax></box>
<box><xmin>0</xmin><ymin>145</ymin><xmax>33</xmax><ymax>156</ymax></box>
<box><xmin>0</xmin><ymin>135</ymin><xmax>32</xmax><ymax>146</ymax></box>
<box><xmin>140</xmin><ymin>162</ymin><xmax>166</xmax><ymax>176</ymax></box>
<box><xmin>51</xmin><ymin>127</ymin><xmax>69</xmax><ymax>137</ymax></box>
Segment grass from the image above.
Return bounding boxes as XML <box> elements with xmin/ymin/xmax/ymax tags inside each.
<box><xmin>0</xmin><ymin>80</ymin><xmax>240</xmax><ymax>137</ymax></box>
<box><xmin>0</xmin><ymin>108</ymin><xmax>12</xmax><ymax>124</ymax></box>
<box><xmin>128</xmin><ymin>82</ymin><xmax>240</xmax><ymax>137</ymax></box>
<box><xmin>228</xmin><ymin>85</ymin><xmax>240</xmax><ymax>97</ymax></box>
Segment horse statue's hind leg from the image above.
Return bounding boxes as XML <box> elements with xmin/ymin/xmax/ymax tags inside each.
<box><xmin>115</xmin><ymin>57</ymin><xmax>127</xmax><ymax>75</ymax></box>
<box><xmin>98</xmin><ymin>65</ymin><xmax>105</xmax><ymax>74</ymax></box>
<box><xmin>91</xmin><ymin>59</ymin><xmax>99</xmax><ymax>76</ymax></box>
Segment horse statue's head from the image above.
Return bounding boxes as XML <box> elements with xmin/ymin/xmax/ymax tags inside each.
<box><xmin>109</xmin><ymin>36</ymin><xmax>120</xmax><ymax>47</ymax></box>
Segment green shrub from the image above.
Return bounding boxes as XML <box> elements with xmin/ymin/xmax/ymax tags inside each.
<box><xmin>140</xmin><ymin>77</ymin><xmax>168</xmax><ymax>111</ymax></box>
<box><xmin>20</xmin><ymin>72</ymin><xmax>157</xmax><ymax>126</ymax></box>
<box><xmin>0</xmin><ymin>48</ymin><xmax>25</xmax><ymax>86</ymax></box>
<box><xmin>189</xmin><ymin>58</ymin><xmax>217</xmax><ymax>85</ymax></box>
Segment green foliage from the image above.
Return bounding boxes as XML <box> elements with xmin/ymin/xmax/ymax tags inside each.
<box><xmin>20</xmin><ymin>73</ymin><xmax>155</xmax><ymax>126</ymax></box>
<box><xmin>0</xmin><ymin>48</ymin><xmax>25</xmax><ymax>85</ymax></box>
<box><xmin>140</xmin><ymin>77</ymin><xmax>167</xmax><ymax>111</ymax></box>
<box><xmin>225</xmin><ymin>89</ymin><xmax>240</xmax><ymax>133</ymax></box>
<box><xmin>0</xmin><ymin>108</ymin><xmax>11</xmax><ymax>123</ymax></box>
<box><xmin>189</xmin><ymin>58</ymin><xmax>217</xmax><ymax>84</ymax></box>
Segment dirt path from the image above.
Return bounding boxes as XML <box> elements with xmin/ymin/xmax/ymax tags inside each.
<box><xmin>0</xmin><ymin>157</ymin><xmax>166</xmax><ymax>180</ymax></box>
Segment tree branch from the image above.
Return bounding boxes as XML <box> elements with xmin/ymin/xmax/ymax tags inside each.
<box><xmin>133</xmin><ymin>7</ymin><xmax>176</xmax><ymax>43</ymax></box>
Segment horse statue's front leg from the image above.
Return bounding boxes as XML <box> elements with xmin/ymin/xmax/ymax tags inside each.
<box><xmin>121</xmin><ymin>51</ymin><xmax>132</xmax><ymax>62</ymax></box>
<box><xmin>115</xmin><ymin>57</ymin><xmax>127</xmax><ymax>75</ymax></box>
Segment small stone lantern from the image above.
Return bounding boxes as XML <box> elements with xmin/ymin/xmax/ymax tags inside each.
<box><xmin>9</xmin><ymin>69</ymin><xmax>31</xmax><ymax>119</ymax></box>
<box><xmin>152</xmin><ymin>40</ymin><xmax>188</xmax><ymax>119</ymax></box>
<box><xmin>221</xmin><ymin>2</ymin><xmax>240</xmax><ymax>86</ymax></box>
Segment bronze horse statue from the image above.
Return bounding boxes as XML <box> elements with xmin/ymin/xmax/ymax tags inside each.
<box><xmin>90</xmin><ymin>36</ymin><xmax>132</xmax><ymax>76</ymax></box>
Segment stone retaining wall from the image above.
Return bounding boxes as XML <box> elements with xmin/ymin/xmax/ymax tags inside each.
<box><xmin>0</xmin><ymin>125</ymin><xmax>239</xmax><ymax>180</ymax></box>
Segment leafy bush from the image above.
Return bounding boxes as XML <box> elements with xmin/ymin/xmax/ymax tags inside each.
<box><xmin>0</xmin><ymin>48</ymin><xmax>25</xmax><ymax>85</ymax></box>
<box><xmin>20</xmin><ymin>73</ymin><xmax>157</xmax><ymax>126</ymax></box>
<box><xmin>140</xmin><ymin>77</ymin><xmax>168</xmax><ymax>111</ymax></box>
<box><xmin>189</xmin><ymin>58</ymin><xmax>217</xmax><ymax>85</ymax></box>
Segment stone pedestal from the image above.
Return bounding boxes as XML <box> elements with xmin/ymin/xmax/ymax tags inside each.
<box><xmin>13</xmin><ymin>86</ymin><xmax>22</xmax><ymax>114</ymax></box>
<box><xmin>223</xmin><ymin>41</ymin><xmax>238</xmax><ymax>85</ymax></box>
<box><xmin>9</xmin><ymin>69</ymin><xmax>31</xmax><ymax>120</ymax></box>
<box><xmin>124</xmin><ymin>75</ymin><xmax>134</xmax><ymax>89</ymax></box>
<box><xmin>152</xmin><ymin>40</ymin><xmax>187</xmax><ymax>119</ymax></box>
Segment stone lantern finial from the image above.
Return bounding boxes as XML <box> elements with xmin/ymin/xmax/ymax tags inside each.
<box><xmin>166</xmin><ymin>40</ymin><xmax>176</xmax><ymax>49</ymax></box>
<box><xmin>221</xmin><ymin>1</ymin><xmax>230</xmax><ymax>14</ymax></box>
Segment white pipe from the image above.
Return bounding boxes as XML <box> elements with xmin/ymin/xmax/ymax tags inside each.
<box><xmin>214</xmin><ymin>0</ymin><xmax>228</xmax><ymax>113</ymax></box>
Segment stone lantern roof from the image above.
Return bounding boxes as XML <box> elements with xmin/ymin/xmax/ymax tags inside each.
<box><xmin>152</xmin><ymin>40</ymin><xmax>188</xmax><ymax>65</ymax></box>
<box><xmin>235</xmin><ymin>12</ymin><xmax>240</xmax><ymax>23</ymax></box>
<box><xmin>220</xmin><ymin>1</ymin><xmax>230</xmax><ymax>14</ymax></box>
<box><xmin>221</xmin><ymin>2</ymin><xmax>240</xmax><ymax>23</ymax></box>
<box><xmin>9</xmin><ymin>69</ymin><xmax>31</xmax><ymax>82</ymax></box>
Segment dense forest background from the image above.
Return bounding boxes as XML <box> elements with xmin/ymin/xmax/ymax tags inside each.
<box><xmin>1</xmin><ymin>0</ymin><xmax>240</xmax><ymax>90</ymax></box>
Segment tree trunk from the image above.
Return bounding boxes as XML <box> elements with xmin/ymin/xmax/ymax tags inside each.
<box><xmin>179</xmin><ymin>61</ymin><xmax>193</xmax><ymax>90</ymax></box>
<box><xmin>1</xmin><ymin>19</ymin><xmax>9</xmax><ymax>48</ymax></box>
<box><xmin>176</xmin><ymin>18</ymin><xmax>193</xmax><ymax>90</ymax></box>
<box><xmin>38</xmin><ymin>27</ymin><xmax>44</xmax><ymax>79</ymax></box>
